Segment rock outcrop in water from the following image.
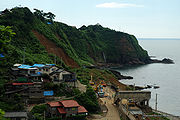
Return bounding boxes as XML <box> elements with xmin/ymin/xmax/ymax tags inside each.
<box><xmin>149</xmin><ymin>58</ymin><xmax>174</xmax><ymax>64</ymax></box>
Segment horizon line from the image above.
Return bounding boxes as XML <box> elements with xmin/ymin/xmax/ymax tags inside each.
<box><xmin>138</xmin><ymin>38</ymin><xmax>180</xmax><ymax>39</ymax></box>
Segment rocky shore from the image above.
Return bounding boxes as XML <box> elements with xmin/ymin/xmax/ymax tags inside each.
<box><xmin>109</xmin><ymin>69</ymin><xmax>133</xmax><ymax>80</ymax></box>
<box><xmin>149</xmin><ymin>58</ymin><xmax>174</xmax><ymax>64</ymax></box>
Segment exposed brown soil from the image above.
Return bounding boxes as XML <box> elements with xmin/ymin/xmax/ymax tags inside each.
<box><xmin>32</xmin><ymin>30</ymin><xmax>79</xmax><ymax>68</ymax></box>
<box><xmin>108</xmin><ymin>76</ymin><xmax>127</xmax><ymax>90</ymax></box>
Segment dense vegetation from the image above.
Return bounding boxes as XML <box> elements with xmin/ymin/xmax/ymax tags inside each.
<box><xmin>0</xmin><ymin>7</ymin><xmax>149</xmax><ymax>116</ymax></box>
<box><xmin>0</xmin><ymin>7</ymin><xmax>149</xmax><ymax>68</ymax></box>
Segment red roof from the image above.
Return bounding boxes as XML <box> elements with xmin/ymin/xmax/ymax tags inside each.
<box><xmin>57</xmin><ymin>108</ymin><xmax>66</xmax><ymax>114</ymax></box>
<box><xmin>60</xmin><ymin>100</ymin><xmax>80</xmax><ymax>108</ymax></box>
<box><xmin>48</xmin><ymin>102</ymin><xmax>63</xmax><ymax>107</ymax></box>
<box><xmin>78</xmin><ymin>106</ymin><xmax>88</xmax><ymax>113</ymax></box>
<box><xmin>12</xmin><ymin>83</ymin><xmax>34</xmax><ymax>85</ymax></box>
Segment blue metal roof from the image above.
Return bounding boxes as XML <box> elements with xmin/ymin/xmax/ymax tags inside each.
<box><xmin>33</xmin><ymin>64</ymin><xmax>45</xmax><ymax>68</ymax></box>
<box><xmin>47</xmin><ymin>22</ymin><xmax>52</xmax><ymax>24</ymax></box>
<box><xmin>44</xmin><ymin>91</ymin><xmax>54</xmax><ymax>96</ymax></box>
<box><xmin>18</xmin><ymin>65</ymin><xmax>33</xmax><ymax>69</ymax></box>
<box><xmin>46</xmin><ymin>64</ymin><xmax>55</xmax><ymax>66</ymax></box>
<box><xmin>0</xmin><ymin>53</ymin><xmax>5</xmax><ymax>58</ymax></box>
<box><xmin>37</xmin><ymin>72</ymin><xmax>41</xmax><ymax>75</ymax></box>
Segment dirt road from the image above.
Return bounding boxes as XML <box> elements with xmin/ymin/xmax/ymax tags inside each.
<box><xmin>88</xmin><ymin>86</ymin><xmax>121</xmax><ymax>120</ymax></box>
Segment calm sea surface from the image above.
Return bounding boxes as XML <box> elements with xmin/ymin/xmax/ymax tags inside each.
<box><xmin>116</xmin><ymin>39</ymin><xmax>180</xmax><ymax>116</ymax></box>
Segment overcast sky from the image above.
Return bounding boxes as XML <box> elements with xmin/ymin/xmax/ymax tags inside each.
<box><xmin>1</xmin><ymin>0</ymin><xmax>180</xmax><ymax>38</ymax></box>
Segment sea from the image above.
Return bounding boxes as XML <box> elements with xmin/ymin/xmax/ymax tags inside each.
<box><xmin>115</xmin><ymin>39</ymin><xmax>180</xmax><ymax>116</ymax></box>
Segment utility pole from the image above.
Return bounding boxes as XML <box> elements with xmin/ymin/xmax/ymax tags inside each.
<box><xmin>54</xmin><ymin>55</ymin><xmax>56</xmax><ymax>64</ymax></box>
<box><xmin>23</xmin><ymin>47</ymin><xmax>26</xmax><ymax>64</ymax></box>
<box><xmin>61</xmin><ymin>57</ymin><xmax>62</xmax><ymax>67</ymax></box>
<box><xmin>155</xmin><ymin>93</ymin><xmax>158</xmax><ymax>111</ymax></box>
<box><xmin>44</xmin><ymin>110</ymin><xmax>45</xmax><ymax>120</ymax></box>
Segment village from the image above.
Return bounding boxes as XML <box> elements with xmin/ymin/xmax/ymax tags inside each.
<box><xmin>2</xmin><ymin>62</ymin><xmax>176</xmax><ymax>120</ymax></box>
<box><xmin>3</xmin><ymin>63</ymin><xmax>89</xmax><ymax>120</ymax></box>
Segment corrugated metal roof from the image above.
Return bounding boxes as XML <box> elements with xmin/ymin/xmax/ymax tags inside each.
<box><xmin>4</xmin><ymin>112</ymin><xmax>28</xmax><ymax>118</ymax></box>
<box><xmin>46</xmin><ymin>64</ymin><xmax>55</xmax><ymax>66</ymax></box>
<box><xmin>12</xmin><ymin>83</ymin><xmax>34</xmax><ymax>85</ymax></box>
<box><xmin>57</xmin><ymin>108</ymin><xmax>66</xmax><ymax>114</ymax></box>
<box><xmin>44</xmin><ymin>91</ymin><xmax>54</xmax><ymax>96</ymax></box>
<box><xmin>13</xmin><ymin>64</ymin><xmax>22</xmax><ymax>67</ymax></box>
<box><xmin>60</xmin><ymin>100</ymin><xmax>80</xmax><ymax>108</ymax></box>
<box><xmin>18</xmin><ymin>65</ymin><xmax>34</xmax><ymax>69</ymax></box>
<box><xmin>33</xmin><ymin>64</ymin><xmax>45</xmax><ymax>68</ymax></box>
<box><xmin>48</xmin><ymin>101</ymin><xmax>62</xmax><ymax>107</ymax></box>
<box><xmin>78</xmin><ymin>106</ymin><xmax>88</xmax><ymax>113</ymax></box>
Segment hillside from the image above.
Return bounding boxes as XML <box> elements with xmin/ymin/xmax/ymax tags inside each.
<box><xmin>0</xmin><ymin>7</ymin><xmax>149</xmax><ymax>69</ymax></box>
<box><xmin>0</xmin><ymin>7</ymin><xmax>151</xmax><ymax>115</ymax></box>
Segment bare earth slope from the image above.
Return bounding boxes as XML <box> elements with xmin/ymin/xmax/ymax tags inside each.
<box><xmin>32</xmin><ymin>30</ymin><xmax>79</xmax><ymax>68</ymax></box>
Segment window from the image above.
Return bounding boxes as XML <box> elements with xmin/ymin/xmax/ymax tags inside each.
<box><xmin>72</xmin><ymin>108</ymin><xmax>75</xmax><ymax>111</ymax></box>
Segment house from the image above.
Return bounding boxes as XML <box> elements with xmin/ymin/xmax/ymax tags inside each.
<box><xmin>33</xmin><ymin>64</ymin><xmax>45</xmax><ymax>73</ymax></box>
<box><xmin>39</xmin><ymin>64</ymin><xmax>58</xmax><ymax>75</ymax></box>
<box><xmin>28</xmin><ymin>82</ymin><xmax>43</xmax><ymax>99</ymax></box>
<box><xmin>47</xmin><ymin>100</ymin><xmax>88</xmax><ymax>119</ymax></box>
<box><xmin>4</xmin><ymin>112</ymin><xmax>28</xmax><ymax>120</ymax></box>
<box><xmin>18</xmin><ymin>65</ymin><xmax>38</xmax><ymax>76</ymax></box>
<box><xmin>50</xmin><ymin>69</ymin><xmax>76</xmax><ymax>83</ymax></box>
<box><xmin>4</xmin><ymin>82</ymin><xmax>34</xmax><ymax>99</ymax></box>
<box><xmin>11</xmin><ymin>64</ymin><xmax>76</xmax><ymax>83</ymax></box>
<box><xmin>4</xmin><ymin>82</ymin><xmax>44</xmax><ymax>104</ymax></box>
<box><xmin>11</xmin><ymin>64</ymin><xmax>43</xmax><ymax>82</ymax></box>
<box><xmin>11</xmin><ymin>64</ymin><xmax>22</xmax><ymax>76</ymax></box>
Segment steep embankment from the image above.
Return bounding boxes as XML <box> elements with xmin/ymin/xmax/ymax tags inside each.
<box><xmin>32</xmin><ymin>30</ymin><xmax>79</xmax><ymax>68</ymax></box>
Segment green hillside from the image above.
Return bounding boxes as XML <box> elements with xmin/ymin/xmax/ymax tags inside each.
<box><xmin>0</xmin><ymin>7</ymin><xmax>151</xmax><ymax>114</ymax></box>
<box><xmin>0</xmin><ymin>7</ymin><xmax>149</xmax><ymax>68</ymax></box>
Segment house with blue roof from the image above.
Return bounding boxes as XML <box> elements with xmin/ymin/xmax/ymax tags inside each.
<box><xmin>11</xmin><ymin>64</ymin><xmax>43</xmax><ymax>82</ymax></box>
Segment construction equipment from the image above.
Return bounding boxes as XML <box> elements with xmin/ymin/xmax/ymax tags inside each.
<box><xmin>89</xmin><ymin>75</ymin><xmax>95</xmax><ymax>85</ymax></box>
<box><xmin>98</xmin><ymin>84</ymin><xmax>105</xmax><ymax>97</ymax></box>
<box><xmin>100</xmin><ymin>80</ymin><xmax>106</xmax><ymax>87</ymax></box>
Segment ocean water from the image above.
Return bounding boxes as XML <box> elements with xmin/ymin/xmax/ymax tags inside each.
<box><xmin>116</xmin><ymin>39</ymin><xmax>180</xmax><ymax>116</ymax></box>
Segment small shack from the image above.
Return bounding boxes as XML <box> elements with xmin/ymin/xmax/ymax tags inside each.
<box><xmin>4</xmin><ymin>112</ymin><xmax>28</xmax><ymax>120</ymax></box>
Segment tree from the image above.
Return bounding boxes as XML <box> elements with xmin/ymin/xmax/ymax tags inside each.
<box><xmin>0</xmin><ymin>109</ymin><xmax>6</xmax><ymax>120</ymax></box>
<box><xmin>33</xmin><ymin>9</ymin><xmax>45</xmax><ymax>21</ymax></box>
<box><xmin>0</xmin><ymin>25</ymin><xmax>16</xmax><ymax>52</ymax></box>
<box><xmin>45</xmin><ymin>12</ymin><xmax>56</xmax><ymax>21</ymax></box>
<box><xmin>33</xmin><ymin>9</ymin><xmax>55</xmax><ymax>22</ymax></box>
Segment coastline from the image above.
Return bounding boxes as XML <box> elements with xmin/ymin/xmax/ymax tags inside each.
<box><xmin>152</xmin><ymin>109</ymin><xmax>180</xmax><ymax>120</ymax></box>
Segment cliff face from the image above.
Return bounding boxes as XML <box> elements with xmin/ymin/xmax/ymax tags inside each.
<box><xmin>78</xmin><ymin>25</ymin><xmax>149</xmax><ymax>65</ymax></box>
<box><xmin>0</xmin><ymin>7</ymin><xmax>149</xmax><ymax>68</ymax></box>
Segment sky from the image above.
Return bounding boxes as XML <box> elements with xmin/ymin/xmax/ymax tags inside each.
<box><xmin>0</xmin><ymin>0</ymin><xmax>180</xmax><ymax>38</ymax></box>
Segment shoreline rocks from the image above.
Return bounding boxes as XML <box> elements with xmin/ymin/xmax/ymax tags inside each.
<box><xmin>109</xmin><ymin>69</ymin><xmax>133</xmax><ymax>80</ymax></box>
<box><xmin>149</xmin><ymin>58</ymin><xmax>174</xmax><ymax>64</ymax></box>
